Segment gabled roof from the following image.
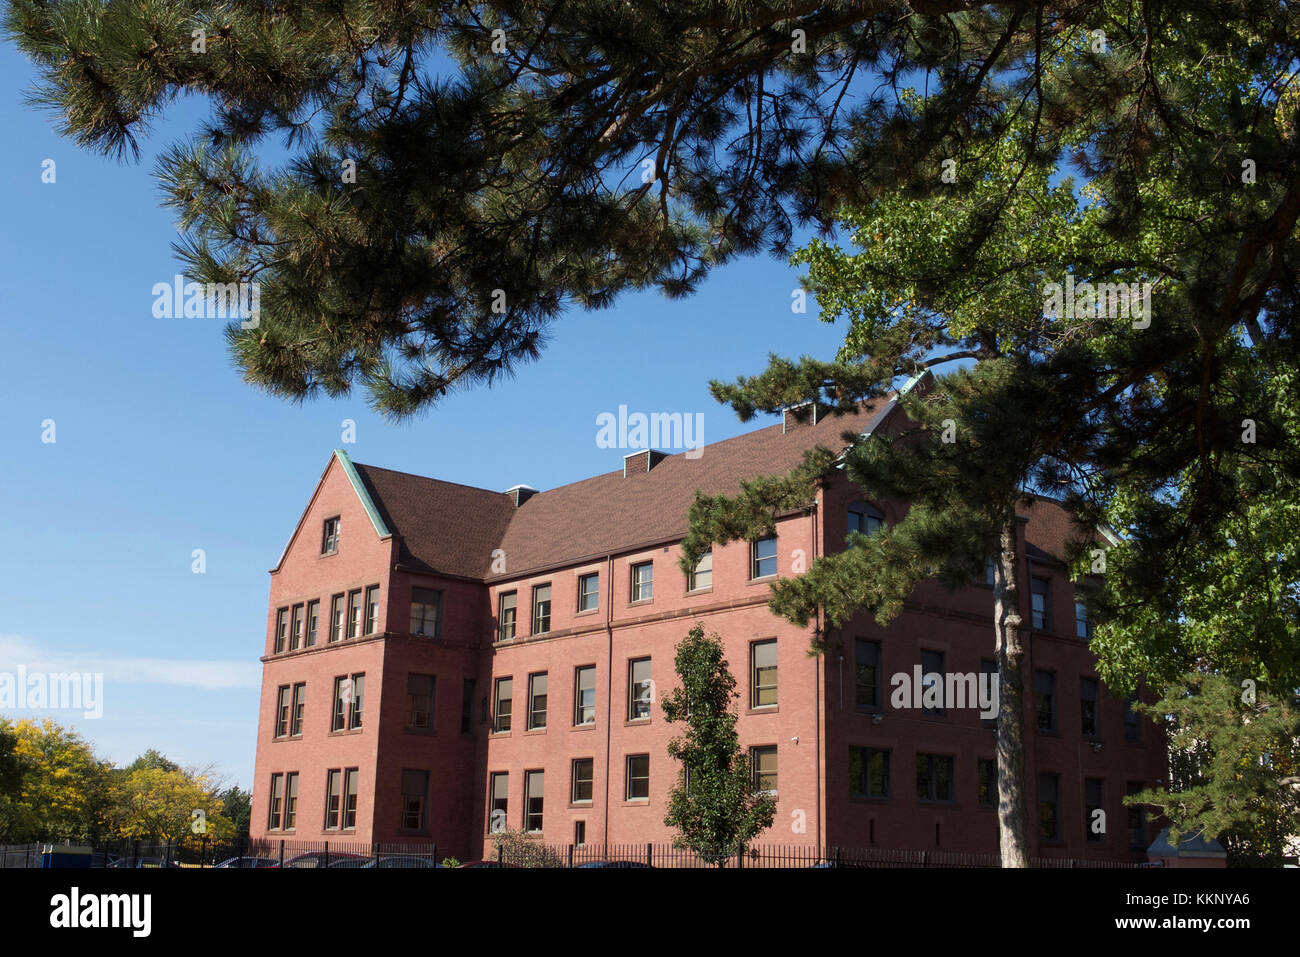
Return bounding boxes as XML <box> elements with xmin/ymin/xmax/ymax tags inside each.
<box><xmin>271</xmin><ymin>449</ymin><xmax>393</xmax><ymax>573</ymax></box>
<box><xmin>347</xmin><ymin>397</ymin><xmax>893</xmax><ymax>582</ymax></box>
<box><xmin>310</xmin><ymin>382</ymin><xmax>1096</xmax><ymax>583</ymax></box>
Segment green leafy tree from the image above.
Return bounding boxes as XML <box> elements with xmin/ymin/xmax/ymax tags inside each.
<box><xmin>662</xmin><ymin>625</ymin><xmax>775</xmax><ymax>865</ymax></box>
<box><xmin>0</xmin><ymin>719</ymin><xmax>111</xmax><ymax>843</ymax></box>
<box><xmin>125</xmin><ymin>749</ymin><xmax>182</xmax><ymax>774</ymax></box>
<box><xmin>4</xmin><ymin>0</ymin><xmax>1296</xmax><ymax>415</ymax></box>
<box><xmin>107</xmin><ymin>766</ymin><xmax>235</xmax><ymax>844</ymax></box>
<box><xmin>219</xmin><ymin>785</ymin><xmax>253</xmax><ymax>838</ymax></box>
<box><xmin>1131</xmin><ymin>673</ymin><xmax>1300</xmax><ymax>867</ymax></box>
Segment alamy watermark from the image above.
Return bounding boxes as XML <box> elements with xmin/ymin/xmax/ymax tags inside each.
<box><xmin>152</xmin><ymin>275</ymin><xmax>260</xmax><ymax>328</ymax></box>
<box><xmin>0</xmin><ymin>665</ymin><xmax>103</xmax><ymax>719</ymax></box>
<box><xmin>1043</xmin><ymin>274</ymin><xmax>1152</xmax><ymax>328</ymax></box>
<box><xmin>596</xmin><ymin>405</ymin><xmax>704</xmax><ymax>459</ymax></box>
<box><xmin>890</xmin><ymin>666</ymin><xmax>999</xmax><ymax>719</ymax></box>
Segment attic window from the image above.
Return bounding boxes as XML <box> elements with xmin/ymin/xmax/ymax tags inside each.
<box><xmin>322</xmin><ymin>517</ymin><xmax>340</xmax><ymax>555</ymax></box>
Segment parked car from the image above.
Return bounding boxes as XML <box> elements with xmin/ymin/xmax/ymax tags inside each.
<box><xmin>363</xmin><ymin>855</ymin><xmax>445</xmax><ymax>868</ymax></box>
<box><xmin>107</xmin><ymin>857</ymin><xmax>182</xmax><ymax>868</ymax></box>
<box><xmin>806</xmin><ymin>859</ymin><xmax>871</xmax><ymax>868</ymax></box>
<box><xmin>214</xmin><ymin>856</ymin><xmax>280</xmax><ymax>868</ymax></box>
<box><xmin>275</xmin><ymin>851</ymin><xmax>371</xmax><ymax>868</ymax></box>
<box><xmin>325</xmin><ymin>856</ymin><xmax>376</xmax><ymax>868</ymax></box>
<box><xmin>458</xmin><ymin>860</ymin><xmax>520</xmax><ymax>868</ymax></box>
<box><xmin>575</xmin><ymin>860</ymin><xmax>654</xmax><ymax>868</ymax></box>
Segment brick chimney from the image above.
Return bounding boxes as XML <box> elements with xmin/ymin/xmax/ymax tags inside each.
<box><xmin>623</xmin><ymin>450</ymin><xmax>667</xmax><ymax>477</ymax></box>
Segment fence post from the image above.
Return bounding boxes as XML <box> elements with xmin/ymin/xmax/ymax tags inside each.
<box><xmin>324</xmin><ymin>841</ymin><xmax>329</xmax><ymax>868</ymax></box>
<box><xmin>567</xmin><ymin>844</ymin><xmax>574</xmax><ymax>869</ymax></box>
<box><xmin>132</xmin><ymin>839</ymin><xmax>140</xmax><ymax>869</ymax></box>
<box><xmin>835</xmin><ymin>845</ymin><xmax>842</xmax><ymax>868</ymax></box>
<box><xmin>497</xmin><ymin>843</ymin><xmax>503</xmax><ymax>865</ymax></box>
<box><xmin>646</xmin><ymin>843</ymin><xmax>652</xmax><ymax>868</ymax></box>
<box><xmin>201</xmin><ymin>837</ymin><xmax>208</xmax><ymax>868</ymax></box>
<box><xmin>736</xmin><ymin>842</ymin><xmax>743</xmax><ymax>869</ymax></box>
<box><xmin>278</xmin><ymin>839</ymin><xmax>284</xmax><ymax>867</ymax></box>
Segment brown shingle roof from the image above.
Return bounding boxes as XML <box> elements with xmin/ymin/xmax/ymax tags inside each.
<box><xmin>352</xmin><ymin>463</ymin><xmax>516</xmax><ymax>579</ymax></box>
<box><xmin>353</xmin><ymin>398</ymin><xmax>895</xmax><ymax>581</ymax></box>
<box><xmin>350</xmin><ymin>395</ymin><xmax>1093</xmax><ymax>581</ymax></box>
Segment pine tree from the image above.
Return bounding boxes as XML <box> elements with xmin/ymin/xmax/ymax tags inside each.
<box><xmin>4</xmin><ymin>0</ymin><xmax>1296</xmax><ymax>414</ymax></box>
<box><xmin>661</xmin><ymin>624</ymin><xmax>776</xmax><ymax>865</ymax></box>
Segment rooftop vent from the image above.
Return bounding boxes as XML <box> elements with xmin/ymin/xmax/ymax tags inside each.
<box><xmin>623</xmin><ymin>449</ymin><xmax>667</xmax><ymax>477</ymax></box>
<box><xmin>505</xmin><ymin>484</ymin><xmax>537</xmax><ymax>506</ymax></box>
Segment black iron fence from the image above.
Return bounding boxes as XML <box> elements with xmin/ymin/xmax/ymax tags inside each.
<box><xmin>0</xmin><ymin>838</ymin><xmax>1155</xmax><ymax>869</ymax></box>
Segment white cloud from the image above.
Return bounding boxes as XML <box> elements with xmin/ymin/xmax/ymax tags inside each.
<box><xmin>0</xmin><ymin>634</ymin><xmax>259</xmax><ymax>690</ymax></box>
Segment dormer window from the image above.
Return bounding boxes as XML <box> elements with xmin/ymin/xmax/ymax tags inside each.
<box><xmin>322</xmin><ymin>517</ymin><xmax>340</xmax><ymax>555</ymax></box>
<box><xmin>847</xmin><ymin>502</ymin><xmax>884</xmax><ymax>543</ymax></box>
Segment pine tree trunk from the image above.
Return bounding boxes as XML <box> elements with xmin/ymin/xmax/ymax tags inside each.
<box><xmin>994</xmin><ymin>512</ymin><xmax>1029</xmax><ymax>867</ymax></box>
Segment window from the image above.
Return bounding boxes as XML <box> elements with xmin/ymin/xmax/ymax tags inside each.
<box><xmin>631</xmin><ymin>562</ymin><xmax>653</xmax><ymax>602</ymax></box>
<box><xmin>751</xmin><ymin>746</ymin><xmax>778</xmax><ymax>794</ymax></box>
<box><xmin>364</xmin><ymin>585</ymin><xmax>379</xmax><ymax>635</ymax></box>
<box><xmin>688</xmin><ymin>551</ymin><xmax>712</xmax><ymax>591</ymax></box>
<box><xmin>1039</xmin><ymin>773</ymin><xmax>1060</xmax><ymax>841</ymax></box>
<box><xmin>489</xmin><ymin>773</ymin><xmax>509</xmax><ymax>833</ymax></box>
<box><xmin>346</xmin><ymin>589</ymin><xmax>362</xmax><ymax>639</ymax></box>
<box><xmin>1080</xmin><ymin>678</ymin><xmax>1099</xmax><ymax>737</ymax></box>
<box><xmin>1035</xmin><ymin>671</ymin><xmax>1056</xmax><ymax>732</ymax></box>
<box><xmin>855</xmin><ymin>639</ymin><xmax>881</xmax><ymax>709</ymax></box>
<box><xmin>625</xmin><ymin>754</ymin><xmax>650</xmax><ymax>800</ymax></box>
<box><xmin>321</xmin><ymin>516</ymin><xmax>339</xmax><ymax>555</ymax></box>
<box><xmin>306</xmin><ymin>600</ymin><xmax>319</xmax><ymax>646</ymax></box>
<box><xmin>274</xmin><ymin>608</ymin><xmax>288</xmax><ymax>654</ymax></box>
<box><xmin>343</xmin><ymin>769</ymin><xmax>359</xmax><ymax>829</ymax></box>
<box><xmin>847</xmin><ymin>502</ymin><xmax>884</xmax><ymax>541</ymax></box>
<box><xmin>1030</xmin><ymin>576</ymin><xmax>1050</xmax><ymax>630</ymax></box>
<box><xmin>1075</xmin><ymin>599</ymin><xmax>1093</xmax><ymax>639</ymax></box>
<box><xmin>977</xmin><ymin>758</ymin><xmax>996</xmax><ymax>807</ymax></box>
<box><xmin>916</xmin><ymin>753</ymin><xmax>954</xmax><ymax>803</ymax></box>
<box><xmin>751</xmin><ymin>536</ymin><xmax>777</xmax><ymax>579</ymax></box>
<box><xmin>921</xmin><ymin>649</ymin><xmax>946</xmax><ymax>716</ymax></box>
<box><xmin>849</xmin><ymin>747</ymin><xmax>890</xmax><ymax>798</ymax></box>
<box><xmin>527</xmin><ymin>672</ymin><xmax>548</xmax><ymax>730</ymax></box>
<box><xmin>461</xmin><ymin>679</ymin><xmax>475</xmax><ymax>734</ymax></box>
<box><xmin>498</xmin><ymin>592</ymin><xmax>517</xmax><ymax>641</ymax></box>
<box><xmin>525</xmin><ymin>771</ymin><xmax>544</xmax><ymax>833</ymax></box>
<box><xmin>401</xmin><ymin>770</ymin><xmax>429</xmax><ymax>830</ymax></box>
<box><xmin>1126</xmin><ymin>782</ymin><xmax>1146</xmax><ymax>848</ymax></box>
<box><xmin>268</xmin><ymin>774</ymin><xmax>284</xmax><ymax>830</ymax></box>
<box><xmin>408</xmin><ymin>674</ymin><xmax>434</xmax><ymax>730</ymax></box>
<box><xmin>1124</xmin><ymin>696</ymin><xmax>1140</xmax><ymax>742</ymax></box>
<box><xmin>578</xmin><ymin>573</ymin><xmax>599</xmax><ymax>612</ymax></box>
<box><xmin>628</xmin><ymin>658</ymin><xmax>651</xmax><ymax>720</ymax></box>
<box><xmin>574</xmin><ymin>665</ymin><xmax>596</xmax><ymax>725</ymax></box>
<box><xmin>493</xmin><ymin>677</ymin><xmax>513</xmax><ymax>733</ymax></box>
<box><xmin>329</xmin><ymin>594</ymin><xmax>344</xmax><ymax>642</ymax></box>
<box><xmin>275</xmin><ymin>685</ymin><xmax>291</xmax><ymax>738</ymax></box>
<box><xmin>574</xmin><ymin>820</ymin><xmax>586</xmax><ymax>846</ymax></box>
<box><xmin>410</xmin><ymin>587</ymin><xmax>441</xmax><ymax>637</ymax></box>
<box><xmin>980</xmin><ymin>659</ymin><xmax>998</xmax><ymax>729</ymax></box>
<box><xmin>332</xmin><ymin>674</ymin><xmax>364</xmax><ymax>731</ymax></box>
<box><xmin>751</xmin><ymin>639</ymin><xmax>778</xmax><ymax>708</ymax></box>
<box><xmin>571</xmin><ymin>758</ymin><xmax>594</xmax><ymax>803</ymax></box>
<box><xmin>290</xmin><ymin>604</ymin><xmax>304</xmax><ymax>651</ymax></box>
<box><xmin>290</xmin><ymin>682</ymin><xmax>306</xmax><ymax>736</ymax></box>
<box><xmin>324</xmin><ymin>770</ymin><xmax>342</xmax><ymax>830</ymax></box>
<box><xmin>284</xmin><ymin>772</ymin><xmax>299</xmax><ymax>830</ymax></box>
<box><xmin>1085</xmin><ymin>778</ymin><xmax>1104</xmax><ymax>843</ymax></box>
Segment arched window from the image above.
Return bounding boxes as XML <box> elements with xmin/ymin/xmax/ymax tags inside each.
<box><xmin>847</xmin><ymin>502</ymin><xmax>885</xmax><ymax>543</ymax></box>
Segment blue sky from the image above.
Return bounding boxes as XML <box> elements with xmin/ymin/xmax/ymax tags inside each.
<box><xmin>0</xmin><ymin>45</ymin><xmax>851</xmax><ymax>789</ymax></box>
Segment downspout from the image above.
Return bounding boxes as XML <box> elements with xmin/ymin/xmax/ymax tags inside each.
<box><xmin>603</xmin><ymin>552</ymin><xmax>614</xmax><ymax>848</ymax></box>
<box><xmin>811</xmin><ymin>502</ymin><xmax>825</xmax><ymax>848</ymax></box>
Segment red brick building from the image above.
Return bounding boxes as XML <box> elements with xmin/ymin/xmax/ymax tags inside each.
<box><xmin>250</xmin><ymin>393</ymin><xmax>1165</xmax><ymax>862</ymax></box>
